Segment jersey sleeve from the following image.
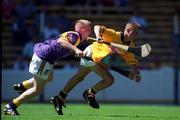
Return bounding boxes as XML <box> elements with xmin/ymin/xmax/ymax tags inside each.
<box><xmin>60</xmin><ymin>31</ymin><xmax>81</xmax><ymax>47</ymax></box>
<box><xmin>120</xmin><ymin>41</ymin><xmax>138</xmax><ymax>65</ymax></box>
<box><xmin>100</xmin><ymin>26</ymin><xmax>121</xmax><ymax>43</ymax></box>
<box><xmin>91</xmin><ymin>26</ymin><xmax>121</xmax><ymax>63</ymax></box>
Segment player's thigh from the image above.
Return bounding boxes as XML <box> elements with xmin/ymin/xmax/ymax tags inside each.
<box><xmin>75</xmin><ymin>66</ymin><xmax>91</xmax><ymax>79</ymax></box>
<box><xmin>91</xmin><ymin>64</ymin><xmax>113</xmax><ymax>80</ymax></box>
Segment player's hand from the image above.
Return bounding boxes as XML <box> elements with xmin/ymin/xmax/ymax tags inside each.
<box><xmin>97</xmin><ymin>37</ymin><xmax>104</xmax><ymax>43</ymax></box>
<box><xmin>133</xmin><ymin>70</ymin><xmax>141</xmax><ymax>83</ymax></box>
<box><xmin>131</xmin><ymin>65</ymin><xmax>141</xmax><ymax>83</ymax></box>
<box><xmin>128</xmin><ymin>70</ymin><xmax>141</xmax><ymax>82</ymax></box>
<box><xmin>128</xmin><ymin>71</ymin><xmax>134</xmax><ymax>80</ymax></box>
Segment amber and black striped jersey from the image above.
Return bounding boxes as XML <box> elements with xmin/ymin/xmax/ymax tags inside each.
<box><xmin>91</xmin><ymin>26</ymin><xmax>138</xmax><ymax>65</ymax></box>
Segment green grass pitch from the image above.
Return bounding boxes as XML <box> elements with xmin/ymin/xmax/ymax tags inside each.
<box><xmin>1</xmin><ymin>103</ymin><xmax>180</xmax><ymax>120</ymax></box>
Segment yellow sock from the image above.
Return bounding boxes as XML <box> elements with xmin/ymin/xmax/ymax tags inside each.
<box><xmin>13</xmin><ymin>98</ymin><xmax>21</xmax><ymax>107</ymax></box>
<box><xmin>22</xmin><ymin>80</ymin><xmax>33</xmax><ymax>89</ymax></box>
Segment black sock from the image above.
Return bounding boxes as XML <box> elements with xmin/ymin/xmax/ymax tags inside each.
<box><xmin>58</xmin><ymin>91</ymin><xmax>67</xmax><ymax>100</ymax></box>
<box><xmin>89</xmin><ymin>88</ymin><xmax>97</xmax><ymax>94</ymax></box>
<box><xmin>19</xmin><ymin>83</ymin><xmax>27</xmax><ymax>91</ymax></box>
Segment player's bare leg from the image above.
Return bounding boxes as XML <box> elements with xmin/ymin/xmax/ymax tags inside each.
<box><xmin>83</xmin><ymin>64</ymin><xmax>114</xmax><ymax>109</ymax></box>
<box><xmin>13</xmin><ymin>78</ymin><xmax>34</xmax><ymax>94</ymax></box>
<box><xmin>91</xmin><ymin>64</ymin><xmax>114</xmax><ymax>91</ymax></box>
<box><xmin>4</xmin><ymin>76</ymin><xmax>46</xmax><ymax>115</ymax></box>
<box><xmin>51</xmin><ymin>66</ymin><xmax>91</xmax><ymax>115</ymax></box>
<box><xmin>63</xmin><ymin>66</ymin><xmax>91</xmax><ymax>94</ymax></box>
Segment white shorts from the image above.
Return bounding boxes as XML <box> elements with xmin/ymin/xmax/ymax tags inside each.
<box><xmin>29</xmin><ymin>53</ymin><xmax>53</xmax><ymax>80</ymax></box>
<box><xmin>80</xmin><ymin>45</ymin><xmax>96</xmax><ymax>67</ymax></box>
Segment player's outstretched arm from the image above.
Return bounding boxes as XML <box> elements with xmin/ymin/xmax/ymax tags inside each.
<box><xmin>87</xmin><ymin>37</ymin><xmax>152</xmax><ymax>58</ymax></box>
<box><xmin>94</xmin><ymin>25</ymin><xmax>103</xmax><ymax>40</ymax></box>
<box><xmin>57</xmin><ymin>38</ymin><xmax>84</xmax><ymax>57</ymax></box>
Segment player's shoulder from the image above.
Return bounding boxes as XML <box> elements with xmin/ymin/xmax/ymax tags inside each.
<box><xmin>60</xmin><ymin>31</ymin><xmax>81</xmax><ymax>46</ymax></box>
<box><xmin>62</xmin><ymin>31</ymin><xmax>80</xmax><ymax>36</ymax></box>
<box><xmin>103</xmin><ymin>26</ymin><xmax>119</xmax><ymax>33</ymax></box>
<box><xmin>61</xmin><ymin>31</ymin><xmax>80</xmax><ymax>39</ymax></box>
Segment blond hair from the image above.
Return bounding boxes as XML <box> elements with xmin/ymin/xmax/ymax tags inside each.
<box><xmin>75</xmin><ymin>19</ymin><xmax>91</xmax><ymax>31</ymax></box>
<box><xmin>75</xmin><ymin>19</ymin><xmax>91</xmax><ymax>26</ymax></box>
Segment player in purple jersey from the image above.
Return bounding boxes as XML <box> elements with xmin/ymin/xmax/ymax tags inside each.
<box><xmin>4</xmin><ymin>19</ymin><xmax>92</xmax><ymax>115</ymax></box>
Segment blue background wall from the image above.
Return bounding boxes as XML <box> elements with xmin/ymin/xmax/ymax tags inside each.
<box><xmin>2</xmin><ymin>67</ymin><xmax>180</xmax><ymax>104</ymax></box>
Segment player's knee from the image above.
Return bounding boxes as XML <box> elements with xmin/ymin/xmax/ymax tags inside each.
<box><xmin>33</xmin><ymin>86</ymin><xmax>44</xmax><ymax>95</ymax></box>
<box><xmin>34</xmin><ymin>88</ymin><xmax>43</xmax><ymax>95</ymax></box>
<box><xmin>106</xmin><ymin>76</ymin><xmax>114</xmax><ymax>86</ymax></box>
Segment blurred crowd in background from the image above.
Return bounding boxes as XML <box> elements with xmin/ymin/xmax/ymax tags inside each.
<box><xmin>3</xmin><ymin>0</ymin><xmax>179</xmax><ymax>71</ymax></box>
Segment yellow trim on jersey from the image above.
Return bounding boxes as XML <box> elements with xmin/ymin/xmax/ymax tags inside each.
<box><xmin>74</xmin><ymin>38</ymin><xmax>80</xmax><ymax>47</ymax></box>
<box><xmin>60</xmin><ymin>31</ymin><xmax>81</xmax><ymax>47</ymax></box>
<box><xmin>101</xmin><ymin>26</ymin><xmax>121</xmax><ymax>43</ymax></box>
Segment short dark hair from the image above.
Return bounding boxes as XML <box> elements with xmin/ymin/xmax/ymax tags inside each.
<box><xmin>127</xmin><ymin>21</ymin><xmax>142</xmax><ymax>31</ymax></box>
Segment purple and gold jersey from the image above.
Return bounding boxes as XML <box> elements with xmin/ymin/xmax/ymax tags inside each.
<box><xmin>34</xmin><ymin>31</ymin><xmax>81</xmax><ymax>64</ymax></box>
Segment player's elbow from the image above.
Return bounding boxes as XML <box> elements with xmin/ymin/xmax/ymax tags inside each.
<box><xmin>57</xmin><ymin>38</ymin><xmax>68</xmax><ymax>48</ymax></box>
<box><xmin>57</xmin><ymin>38</ymin><xmax>64</xmax><ymax>44</ymax></box>
<box><xmin>94</xmin><ymin>25</ymin><xmax>102</xmax><ymax>38</ymax></box>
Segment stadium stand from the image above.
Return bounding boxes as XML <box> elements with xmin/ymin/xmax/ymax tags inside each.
<box><xmin>2</xmin><ymin>0</ymin><xmax>180</xmax><ymax>69</ymax></box>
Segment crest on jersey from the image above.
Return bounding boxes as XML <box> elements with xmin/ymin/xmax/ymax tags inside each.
<box><xmin>66</xmin><ymin>33</ymin><xmax>78</xmax><ymax>45</ymax></box>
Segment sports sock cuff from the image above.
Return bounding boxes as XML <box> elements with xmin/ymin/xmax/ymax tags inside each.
<box><xmin>59</xmin><ymin>91</ymin><xmax>67</xmax><ymax>99</ymax></box>
<box><xmin>20</xmin><ymin>83</ymin><xmax>27</xmax><ymax>90</ymax></box>
<box><xmin>13</xmin><ymin>99</ymin><xmax>21</xmax><ymax>107</ymax></box>
<box><xmin>9</xmin><ymin>101</ymin><xmax>17</xmax><ymax>109</ymax></box>
<box><xmin>90</xmin><ymin>88</ymin><xmax>97</xmax><ymax>94</ymax></box>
